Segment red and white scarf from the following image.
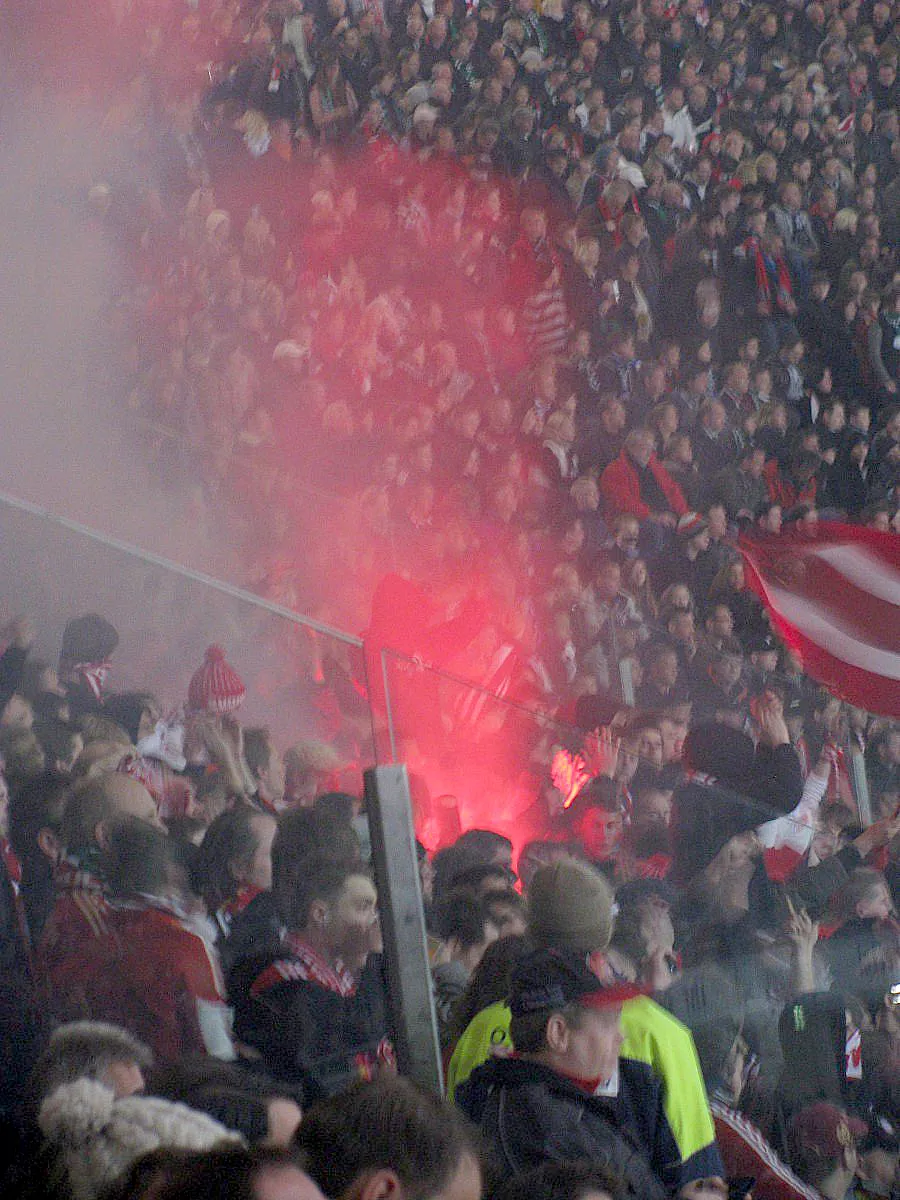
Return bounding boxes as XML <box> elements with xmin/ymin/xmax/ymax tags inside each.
<box><xmin>251</xmin><ymin>933</ymin><xmax>357</xmax><ymax>999</ymax></box>
<box><xmin>1</xmin><ymin>837</ymin><xmax>22</xmax><ymax>896</ymax></box>
<box><xmin>69</xmin><ymin>660</ymin><xmax>112</xmax><ymax>701</ymax></box>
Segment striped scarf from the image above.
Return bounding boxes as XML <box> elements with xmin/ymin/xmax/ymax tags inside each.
<box><xmin>746</xmin><ymin>236</ymin><xmax>792</xmax><ymax>311</ymax></box>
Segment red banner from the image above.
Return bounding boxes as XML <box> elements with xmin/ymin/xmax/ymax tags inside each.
<box><xmin>740</xmin><ymin>525</ymin><xmax>900</xmax><ymax>717</ymax></box>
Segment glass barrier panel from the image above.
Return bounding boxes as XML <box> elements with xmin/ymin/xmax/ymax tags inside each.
<box><xmin>0</xmin><ymin>495</ymin><xmax>378</xmax><ymax>797</ymax></box>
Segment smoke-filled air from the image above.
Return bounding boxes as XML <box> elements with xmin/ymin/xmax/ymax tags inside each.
<box><xmin>0</xmin><ymin>0</ymin><xmax>593</xmax><ymax>849</ymax></box>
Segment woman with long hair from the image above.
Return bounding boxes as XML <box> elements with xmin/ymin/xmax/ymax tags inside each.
<box><xmin>308</xmin><ymin>44</ymin><xmax>358</xmax><ymax>143</ymax></box>
<box><xmin>622</xmin><ymin>555</ymin><xmax>659</xmax><ymax>624</ymax></box>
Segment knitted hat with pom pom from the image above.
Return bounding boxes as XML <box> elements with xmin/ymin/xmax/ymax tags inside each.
<box><xmin>188</xmin><ymin>646</ymin><xmax>246</xmax><ymax>714</ymax></box>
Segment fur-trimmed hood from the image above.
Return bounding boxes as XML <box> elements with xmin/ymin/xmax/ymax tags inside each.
<box><xmin>39</xmin><ymin>1078</ymin><xmax>242</xmax><ymax>1200</ymax></box>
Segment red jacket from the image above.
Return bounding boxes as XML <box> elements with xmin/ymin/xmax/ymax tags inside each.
<box><xmin>599</xmin><ymin>451</ymin><xmax>688</xmax><ymax>520</ymax></box>
<box><xmin>36</xmin><ymin>863</ymin><xmax>112</xmax><ymax>1025</ymax></box>
<box><xmin>82</xmin><ymin>899</ymin><xmax>232</xmax><ymax>1065</ymax></box>
<box><xmin>762</xmin><ymin>460</ymin><xmax>817</xmax><ymax>510</ymax></box>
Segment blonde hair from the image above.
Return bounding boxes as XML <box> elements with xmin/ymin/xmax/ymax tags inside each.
<box><xmin>78</xmin><ymin>715</ymin><xmax>136</xmax><ymax>747</ymax></box>
<box><xmin>284</xmin><ymin>738</ymin><xmax>342</xmax><ymax>775</ymax></box>
<box><xmin>735</xmin><ymin>160</ymin><xmax>758</xmax><ymax>186</ymax></box>
<box><xmin>544</xmin><ymin>409</ymin><xmax>574</xmax><ymax>443</ymax></box>
<box><xmin>574</xmin><ymin>236</ymin><xmax>601</xmax><ymax>271</ymax></box>
<box><xmin>235</xmin><ymin>108</ymin><xmax>269</xmax><ymax>140</ymax></box>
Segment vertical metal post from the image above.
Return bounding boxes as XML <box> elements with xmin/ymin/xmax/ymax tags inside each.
<box><xmin>365</xmin><ymin>765</ymin><xmax>443</xmax><ymax>1095</ymax></box>
<box><xmin>848</xmin><ymin>750</ymin><xmax>872</xmax><ymax>826</ymax></box>
<box><xmin>618</xmin><ymin>657</ymin><xmax>635</xmax><ymax>708</ymax></box>
<box><xmin>380</xmin><ymin>648</ymin><xmax>398</xmax><ymax>763</ymax></box>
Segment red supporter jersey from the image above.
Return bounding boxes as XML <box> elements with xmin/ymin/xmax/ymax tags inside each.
<box><xmin>38</xmin><ymin>876</ymin><xmax>231</xmax><ymax>1064</ymax></box>
<box><xmin>85</xmin><ymin>900</ymin><xmax>231</xmax><ymax>1064</ymax></box>
<box><xmin>36</xmin><ymin>864</ymin><xmax>112</xmax><ymax>1025</ymax></box>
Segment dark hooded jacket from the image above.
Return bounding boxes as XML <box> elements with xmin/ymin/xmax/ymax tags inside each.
<box><xmin>819</xmin><ymin>916</ymin><xmax>900</xmax><ymax>1008</ymax></box>
<box><xmin>771</xmin><ymin>991</ymin><xmax>862</xmax><ymax>1157</ymax></box>
<box><xmin>823</xmin><ymin>435</ymin><xmax>870</xmax><ymax>516</ymax></box>
<box><xmin>672</xmin><ymin>723</ymin><xmax>803</xmax><ymax>885</ymax></box>
<box><xmin>456</xmin><ymin>1054</ymin><xmax>670</xmax><ymax>1200</ymax></box>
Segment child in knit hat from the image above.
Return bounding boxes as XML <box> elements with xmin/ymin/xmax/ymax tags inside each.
<box><xmin>182</xmin><ymin>647</ymin><xmax>257</xmax><ymax>797</ymax></box>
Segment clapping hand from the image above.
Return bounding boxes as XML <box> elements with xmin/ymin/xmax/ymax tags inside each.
<box><xmin>583</xmin><ymin>725</ymin><xmax>621</xmax><ymax>779</ymax></box>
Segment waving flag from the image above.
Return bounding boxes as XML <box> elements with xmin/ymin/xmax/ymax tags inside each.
<box><xmin>740</xmin><ymin>525</ymin><xmax>900</xmax><ymax>718</ymax></box>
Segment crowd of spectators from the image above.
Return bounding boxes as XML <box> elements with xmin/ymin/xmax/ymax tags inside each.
<box><xmin>49</xmin><ymin>0</ymin><xmax>900</xmax><ymax>830</ymax></box>
<box><xmin>53</xmin><ymin>0</ymin><xmax>900</xmax><ymax>812</ymax></box>
<box><xmin>73</xmin><ymin>0</ymin><xmax>900</xmax><ymax>676</ymax></box>
<box><xmin>0</xmin><ymin>609</ymin><xmax>897</xmax><ymax>1200</ymax></box>
<box><xmin>1</xmin><ymin>0</ymin><xmax>900</xmax><ymax>1193</ymax></box>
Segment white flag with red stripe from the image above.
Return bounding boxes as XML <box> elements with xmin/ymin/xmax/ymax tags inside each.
<box><xmin>740</xmin><ymin>524</ymin><xmax>900</xmax><ymax>717</ymax></box>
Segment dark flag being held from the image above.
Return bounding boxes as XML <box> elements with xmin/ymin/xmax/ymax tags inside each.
<box><xmin>740</xmin><ymin>524</ymin><xmax>900</xmax><ymax>718</ymax></box>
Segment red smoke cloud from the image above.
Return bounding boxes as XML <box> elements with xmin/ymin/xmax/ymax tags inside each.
<box><xmin>4</xmin><ymin>0</ymin><xmax>582</xmax><ymax>854</ymax></box>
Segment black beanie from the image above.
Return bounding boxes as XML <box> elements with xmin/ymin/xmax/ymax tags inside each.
<box><xmin>59</xmin><ymin>614</ymin><xmax>119</xmax><ymax>669</ymax></box>
<box><xmin>682</xmin><ymin>723</ymin><xmax>756</xmax><ymax>788</ymax></box>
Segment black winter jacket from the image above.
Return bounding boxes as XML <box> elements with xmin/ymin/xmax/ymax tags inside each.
<box><xmin>230</xmin><ymin>948</ymin><xmax>393</xmax><ymax>1105</ymax></box>
<box><xmin>0</xmin><ymin>857</ymin><xmax>41</xmax><ymax>1118</ymax></box>
<box><xmin>456</xmin><ymin>1055</ymin><xmax>671</xmax><ymax>1200</ymax></box>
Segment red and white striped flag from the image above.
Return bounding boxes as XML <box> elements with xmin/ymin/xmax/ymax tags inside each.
<box><xmin>740</xmin><ymin>524</ymin><xmax>900</xmax><ymax>717</ymax></box>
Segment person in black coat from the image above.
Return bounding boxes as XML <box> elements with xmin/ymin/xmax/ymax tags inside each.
<box><xmin>457</xmin><ymin>947</ymin><xmax>669</xmax><ymax>1200</ymax></box>
<box><xmin>817</xmin><ymin>867</ymin><xmax>898</xmax><ymax>1009</ymax></box>
<box><xmin>671</xmin><ymin>710</ymin><xmax>804</xmax><ymax>889</ymax></box>
<box><xmin>0</xmin><ymin>765</ymin><xmax>43</xmax><ymax>1125</ymax></box>
<box><xmin>57</xmin><ymin>614</ymin><xmax>119</xmax><ymax>720</ymax></box>
<box><xmin>0</xmin><ymin>618</ymin><xmax>32</xmax><ymax>719</ymax></box>
<box><xmin>822</xmin><ymin>433</ymin><xmax>870</xmax><ymax>515</ymax></box>
<box><xmin>230</xmin><ymin>853</ymin><xmax>393</xmax><ymax>1105</ymax></box>
<box><xmin>772</xmin><ymin>991</ymin><xmax>864</xmax><ymax>1152</ymax></box>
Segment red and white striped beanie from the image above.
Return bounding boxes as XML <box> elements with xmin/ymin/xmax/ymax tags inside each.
<box><xmin>188</xmin><ymin>645</ymin><xmax>246</xmax><ymax>714</ymax></box>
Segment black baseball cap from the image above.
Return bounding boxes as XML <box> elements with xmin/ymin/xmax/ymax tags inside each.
<box><xmin>509</xmin><ymin>948</ymin><xmax>642</xmax><ymax>1017</ymax></box>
